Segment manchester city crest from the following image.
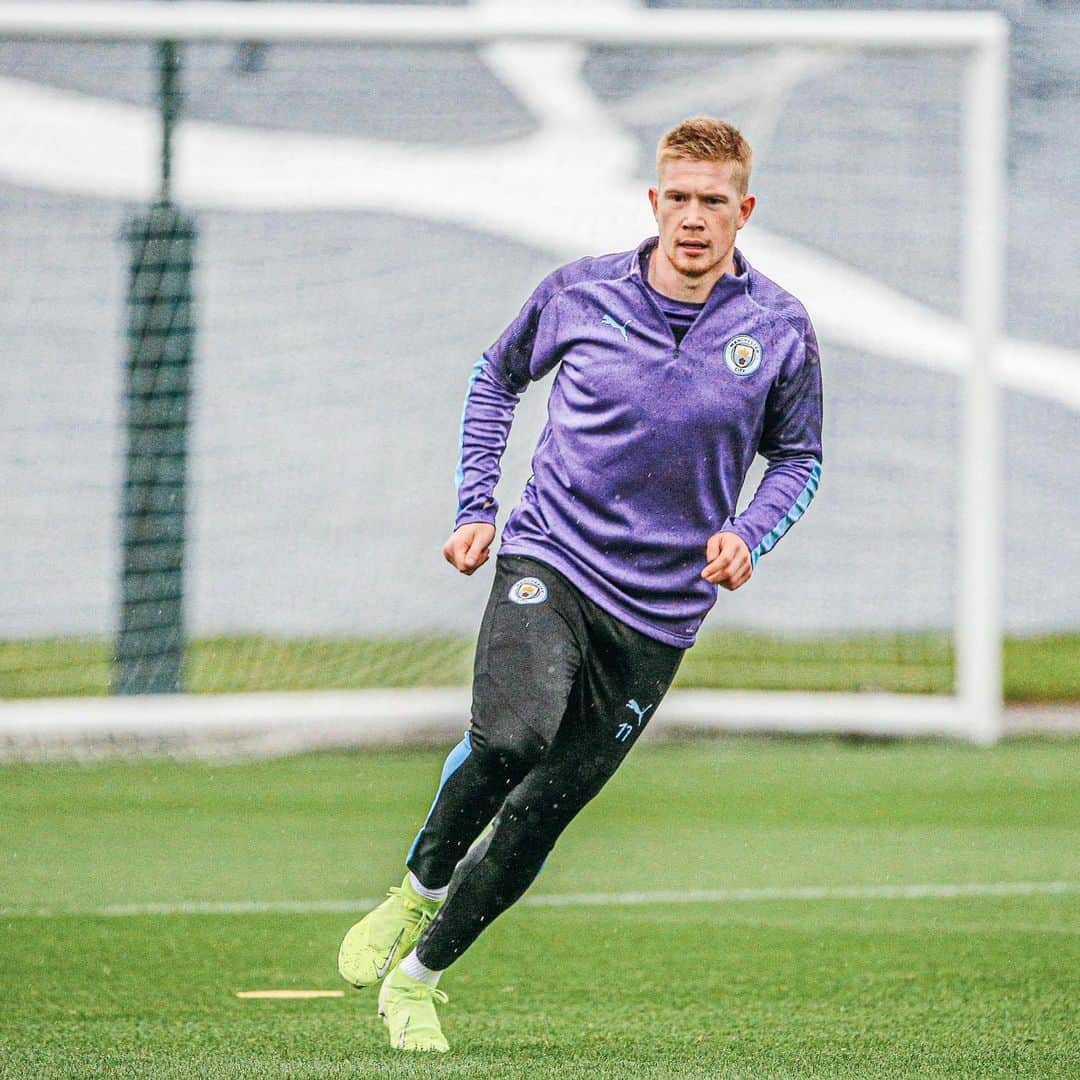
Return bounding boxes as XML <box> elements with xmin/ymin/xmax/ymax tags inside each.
<box><xmin>508</xmin><ymin>577</ymin><xmax>548</xmax><ymax>605</ymax></box>
<box><xmin>723</xmin><ymin>334</ymin><xmax>763</xmax><ymax>376</ymax></box>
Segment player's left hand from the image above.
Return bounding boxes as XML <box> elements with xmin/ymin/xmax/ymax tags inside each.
<box><xmin>702</xmin><ymin>531</ymin><xmax>752</xmax><ymax>591</ymax></box>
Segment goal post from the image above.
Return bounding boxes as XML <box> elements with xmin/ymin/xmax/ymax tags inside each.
<box><xmin>0</xmin><ymin>2</ymin><xmax>1010</xmax><ymax>745</ymax></box>
<box><xmin>957</xmin><ymin>29</ymin><xmax>1008</xmax><ymax>745</ymax></box>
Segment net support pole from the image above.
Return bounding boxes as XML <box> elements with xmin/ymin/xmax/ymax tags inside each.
<box><xmin>957</xmin><ymin>29</ymin><xmax>1008</xmax><ymax>743</ymax></box>
<box><xmin>113</xmin><ymin>37</ymin><xmax>196</xmax><ymax>695</ymax></box>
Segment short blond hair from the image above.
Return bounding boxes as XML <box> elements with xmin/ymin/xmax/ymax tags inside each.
<box><xmin>657</xmin><ymin>117</ymin><xmax>753</xmax><ymax>195</ymax></box>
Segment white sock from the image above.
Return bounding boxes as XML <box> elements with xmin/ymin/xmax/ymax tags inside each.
<box><xmin>407</xmin><ymin>870</ymin><xmax>448</xmax><ymax>903</ymax></box>
<box><xmin>399</xmin><ymin>949</ymin><xmax>443</xmax><ymax>987</ymax></box>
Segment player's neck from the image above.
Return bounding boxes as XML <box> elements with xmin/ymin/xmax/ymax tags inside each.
<box><xmin>647</xmin><ymin>246</ymin><xmax>734</xmax><ymax>304</ymax></box>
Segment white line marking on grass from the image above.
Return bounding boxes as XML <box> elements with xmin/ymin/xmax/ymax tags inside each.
<box><xmin>523</xmin><ymin>881</ymin><xmax>1080</xmax><ymax>906</ymax></box>
<box><xmin>2</xmin><ymin>881</ymin><xmax>1077</xmax><ymax>919</ymax></box>
<box><xmin>236</xmin><ymin>990</ymin><xmax>344</xmax><ymax>1000</ymax></box>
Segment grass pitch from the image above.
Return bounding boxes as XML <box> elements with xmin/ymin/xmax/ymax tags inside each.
<box><xmin>2</xmin><ymin>738</ymin><xmax>1078</xmax><ymax>1078</ymax></box>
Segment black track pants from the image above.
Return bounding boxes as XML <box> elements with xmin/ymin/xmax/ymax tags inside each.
<box><xmin>406</xmin><ymin>554</ymin><xmax>684</xmax><ymax>971</ymax></box>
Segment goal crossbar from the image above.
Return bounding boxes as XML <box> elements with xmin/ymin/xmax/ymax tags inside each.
<box><xmin>0</xmin><ymin>3</ymin><xmax>1007</xmax><ymax>50</ymax></box>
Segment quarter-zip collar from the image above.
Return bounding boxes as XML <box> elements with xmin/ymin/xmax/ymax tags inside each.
<box><xmin>628</xmin><ymin>236</ymin><xmax>750</xmax><ymax>353</ymax></box>
<box><xmin>628</xmin><ymin>236</ymin><xmax>751</xmax><ymax>313</ymax></box>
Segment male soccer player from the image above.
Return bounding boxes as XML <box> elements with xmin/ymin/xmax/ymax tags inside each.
<box><xmin>338</xmin><ymin>116</ymin><xmax>823</xmax><ymax>1052</ymax></box>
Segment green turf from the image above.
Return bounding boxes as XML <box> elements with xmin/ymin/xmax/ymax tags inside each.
<box><xmin>2</xmin><ymin>739</ymin><xmax>1078</xmax><ymax>1077</ymax></box>
<box><xmin>2</xmin><ymin>631</ymin><xmax>1079</xmax><ymax>700</ymax></box>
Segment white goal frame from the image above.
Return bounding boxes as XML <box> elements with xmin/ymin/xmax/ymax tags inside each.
<box><xmin>0</xmin><ymin>2</ymin><xmax>1007</xmax><ymax>744</ymax></box>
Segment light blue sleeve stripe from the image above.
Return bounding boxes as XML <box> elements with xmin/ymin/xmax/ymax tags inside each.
<box><xmin>750</xmin><ymin>461</ymin><xmax>822</xmax><ymax>567</ymax></box>
<box><xmin>454</xmin><ymin>357</ymin><xmax>489</xmax><ymax>509</ymax></box>
<box><xmin>406</xmin><ymin>732</ymin><xmax>473</xmax><ymax>864</ymax></box>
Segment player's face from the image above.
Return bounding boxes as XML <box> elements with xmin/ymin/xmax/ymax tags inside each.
<box><xmin>649</xmin><ymin>159</ymin><xmax>755</xmax><ymax>279</ymax></box>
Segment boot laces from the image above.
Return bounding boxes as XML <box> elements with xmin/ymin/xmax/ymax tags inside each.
<box><xmin>388</xmin><ymin>886</ymin><xmax>437</xmax><ymax>934</ymax></box>
<box><xmin>400</xmin><ymin>984</ymin><xmax>448</xmax><ymax>1006</ymax></box>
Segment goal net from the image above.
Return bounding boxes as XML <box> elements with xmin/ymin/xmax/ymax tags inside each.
<box><xmin>3</xmin><ymin>1</ymin><xmax>1061</xmax><ymax>749</ymax></box>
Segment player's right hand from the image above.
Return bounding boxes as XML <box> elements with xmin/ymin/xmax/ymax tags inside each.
<box><xmin>443</xmin><ymin>522</ymin><xmax>496</xmax><ymax>575</ymax></box>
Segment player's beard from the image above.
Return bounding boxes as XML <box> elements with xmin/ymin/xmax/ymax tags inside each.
<box><xmin>670</xmin><ymin>239</ymin><xmax>728</xmax><ymax>279</ymax></box>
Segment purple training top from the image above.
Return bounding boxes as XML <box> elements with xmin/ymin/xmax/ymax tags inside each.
<box><xmin>454</xmin><ymin>238</ymin><xmax>823</xmax><ymax>648</ymax></box>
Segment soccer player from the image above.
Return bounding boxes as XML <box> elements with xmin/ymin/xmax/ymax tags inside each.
<box><xmin>338</xmin><ymin>116</ymin><xmax>823</xmax><ymax>1052</ymax></box>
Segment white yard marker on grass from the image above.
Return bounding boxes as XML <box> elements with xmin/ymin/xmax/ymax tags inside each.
<box><xmin>2</xmin><ymin>880</ymin><xmax>1078</xmax><ymax>919</ymax></box>
<box><xmin>236</xmin><ymin>989</ymin><xmax>344</xmax><ymax>1000</ymax></box>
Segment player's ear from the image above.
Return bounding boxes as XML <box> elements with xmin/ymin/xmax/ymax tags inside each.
<box><xmin>737</xmin><ymin>194</ymin><xmax>756</xmax><ymax>230</ymax></box>
<box><xmin>648</xmin><ymin>186</ymin><xmax>660</xmax><ymax>220</ymax></box>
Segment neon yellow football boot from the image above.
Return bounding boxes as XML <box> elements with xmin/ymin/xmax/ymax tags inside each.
<box><xmin>377</xmin><ymin>965</ymin><xmax>450</xmax><ymax>1053</ymax></box>
<box><xmin>337</xmin><ymin>874</ymin><xmax>442</xmax><ymax>990</ymax></box>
